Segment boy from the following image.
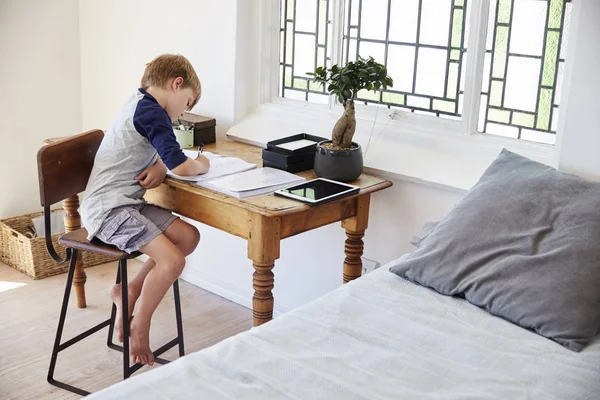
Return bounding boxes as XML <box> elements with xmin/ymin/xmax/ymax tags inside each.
<box><xmin>81</xmin><ymin>54</ymin><xmax>210</xmax><ymax>366</ymax></box>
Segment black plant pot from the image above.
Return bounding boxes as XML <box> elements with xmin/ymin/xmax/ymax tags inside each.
<box><xmin>314</xmin><ymin>141</ymin><xmax>363</xmax><ymax>182</ymax></box>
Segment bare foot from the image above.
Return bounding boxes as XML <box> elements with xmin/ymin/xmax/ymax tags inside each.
<box><xmin>109</xmin><ymin>284</ymin><xmax>139</xmax><ymax>342</ymax></box>
<box><xmin>130</xmin><ymin>317</ymin><xmax>154</xmax><ymax>366</ymax></box>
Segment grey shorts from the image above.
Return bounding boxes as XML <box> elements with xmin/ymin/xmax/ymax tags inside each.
<box><xmin>96</xmin><ymin>204</ymin><xmax>178</xmax><ymax>254</ymax></box>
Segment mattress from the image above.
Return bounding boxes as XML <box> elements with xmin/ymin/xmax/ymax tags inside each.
<box><xmin>88</xmin><ymin>265</ymin><xmax>600</xmax><ymax>399</ymax></box>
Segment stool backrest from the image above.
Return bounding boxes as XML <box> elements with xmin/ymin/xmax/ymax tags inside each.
<box><xmin>37</xmin><ymin>129</ymin><xmax>104</xmax><ymax>207</ymax></box>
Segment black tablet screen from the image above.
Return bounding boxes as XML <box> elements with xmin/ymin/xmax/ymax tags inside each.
<box><xmin>279</xmin><ymin>179</ymin><xmax>356</xmax><ymax>201</ymax></box>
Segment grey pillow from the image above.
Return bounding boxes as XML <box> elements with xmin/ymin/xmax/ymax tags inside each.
<box><xmin>389</xmin><ymin>149</ymin><xmax>600</xmax><ymax>352</ymax></box>
<box><xmin>411</xmin><ymin>217</ymin><xmax>443</xmax><ymax>247</ymax></box>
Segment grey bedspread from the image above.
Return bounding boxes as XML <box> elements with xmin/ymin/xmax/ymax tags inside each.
<box><xmin>88</xmin><ymin>265</ymin><xmax>600</xmax><ymax>399</ymax></box>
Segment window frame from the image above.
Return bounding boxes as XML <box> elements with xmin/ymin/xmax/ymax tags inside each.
<box><xmin>258</xmin><ymin>0</ymin><xmax>560</xmax><ymax>155</ymax></box>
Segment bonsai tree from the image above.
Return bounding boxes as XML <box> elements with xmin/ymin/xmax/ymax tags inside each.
<box><xmin>308</xmin><ymin>55</ymin><xmax>393</xmax><ymax>150</ymax></box>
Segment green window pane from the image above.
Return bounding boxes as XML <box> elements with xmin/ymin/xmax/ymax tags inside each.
<box><xmin>357</xmin><ymin>89</ymin><xmax>380</xmax><ymax>102</ymax></box>
<box><xmin>454</xmin><ymin>0</ymin><xmax>464</xmax><ymax>6</ymax></box>
<box><xmin>488</xmin><ymin>108</ymin><xmax>511</xmax><ymax>124</ymax></box>
<box><xmin>536</xmin><ymin>88</ymin><xmax>553</xmax><ymax>130</ymax></box>
<box><xmin>492</xmin><ymin>26</ymin><xmax>509</xmax><ymax>79</ymax></box>
<box><xmin>489</xmin><ymin>80</ymin><xmax>503</xmax><ymax>107</ymax></box>
<box><xmin>285</xmin><ymin>67</ymin><xmax>293</xmax><ymax>88</ymax></box>
<box><xmin>309</xmin><ymin>81</ymin><xmax>323</xmax><ymax>92</ymax></box>
<box><xmin>542</xmin><ymin>31</ymin><xmax>560</xmax><ymax>87</ymax></box>
<box><xmin>498</xmin><ymin>0</ymin><xmax>512</xmax><ymax>24</ymax></box>
<box><xmin>548</xmin><ymin>0</ymin><xmax>564</xmax><ymax>29</ymax></box>
<box><xmin>382</xmin><ymin>92</ymin><xmax>404</xmax><ymax>106</ymax></box>
<box><xmin>433</xmin><ymin>100</ymin><xmax>456</xmax><ymax>113</ymax></box>
<box><xmin>294</xmin><ymin>79</ymin><xmax>308</xmax><ymax>90</ymax></box>
<box><xmin>450</xmin><ymin>49</ymin><xmax>461</xmax><ymax>61</ymax></box>
<box><xmin>451</xmin><ymin>9</ymin><xmax>464</xmax><ymax>48</ymax></box>
<box><xmin>447</xmin><ymin>62</ymin><xmax>459</xmax><ymax>99</ymax></box>
<box><xmin>512</xmin><ymin>112</ymin><xmax>535</xmax><ymax>128</ymax></box>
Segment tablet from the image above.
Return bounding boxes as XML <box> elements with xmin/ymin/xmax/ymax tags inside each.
<box><xmin>274</xmin><ymin>178</ymin><xmax>360</xmax><ymax>205</ymax></box>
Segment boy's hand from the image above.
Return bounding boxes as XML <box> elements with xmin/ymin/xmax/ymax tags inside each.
<box><xmin>135</xmin><ymin>158</ymin><xmax>167</xmax><ymax>189</ymax></box>
<box><xmin>195</xmin><ymin>154</ymin><xmax>210</xmax><ymax>168</ymax></box>
<box><xmin>171</xmin><ymin>155</ymin><xmax>210</xmax><ymax>176</ymax></box>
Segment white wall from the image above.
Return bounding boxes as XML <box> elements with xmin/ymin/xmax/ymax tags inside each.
<box><xmin>556</xmin><ymin>0</ymin><xmax>600</xmax><ymax>180</ymax></box>
<box><xmin>233</xmin><ymin>0</ymin><xmax>260</xmax><ymax>123</ymax></box>
<box><xmin>0</xmin><ymin>0</ymin><xmax>81</xmax><ymax>219</ymax></box>
<box><xmin>79</xmin><ymin>0</ymin><xmax>240</xmax><ymax>137</ymax></box>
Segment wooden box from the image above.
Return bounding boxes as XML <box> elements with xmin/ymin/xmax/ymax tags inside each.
<box><xmin>0</xmin><ymin>210</ymin><xmax>117</xmax><ymax>279</ymax></box>
<box><xmin>181</xmin><ymin>112</ymin><xmax>216</xmax><ymax>146</ymax></box>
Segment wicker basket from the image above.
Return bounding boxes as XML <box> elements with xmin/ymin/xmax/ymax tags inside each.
<box><xmin>0</xmin><ymin>210</ymin><xmax>117</xmax><ymax>279</ymax></box>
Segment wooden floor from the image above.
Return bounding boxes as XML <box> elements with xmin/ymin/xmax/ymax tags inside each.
<box><xmin>0</xmin><ymin>260</ymin><xmax>253</xmax><ymax>399</ymax></box>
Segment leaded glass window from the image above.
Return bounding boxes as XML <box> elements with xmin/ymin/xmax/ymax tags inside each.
<box><xmin>479</xmin><ymin>0</ymin><xmax>572</xmax><ymax>144</ymax></box>
<box><xmin>343</xmin><ymin>0</ymin><xmax>469</xmax><ymax>117</ymax></box>
<box><xmin>280</xmin><ymin>0</ymin><xmax>333</xmax><ymax>104</ymax></box>
<box><xmin>279</xmin><ymin>0</ymin><xmax>572</xmax><ymax>144</ymax></box>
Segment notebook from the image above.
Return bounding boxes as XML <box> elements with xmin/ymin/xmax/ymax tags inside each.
<box><xmin>196</xmin><ymin>167</ymin><xmax>305</xmax><ymax>198</ymax></box>
<box><xmin>166</xmin><ymin>150</ymin><xmax>257</xmax><ymax>182</ymax></box>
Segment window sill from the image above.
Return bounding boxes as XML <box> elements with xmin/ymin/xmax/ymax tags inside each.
<box><xmin>227</xmin><ymin>102</ymin><xmax>557</xmax><ymax>193</ymax></box>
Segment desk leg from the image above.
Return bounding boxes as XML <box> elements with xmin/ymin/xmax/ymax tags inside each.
<box><xmin>251</xmin><ymin>261</ymin><xmax>275</xmax><ymax>326</ymax></box>
<box><xmin>248</xmin><ymin>215</ymin><xmax>280</xmax><ymax>327</ymax></box>
<box><xmin>63</xmin><ymin>195</ymin><xmax>87</xmax><ymax>308</ymax></box>
<box><xmin>341</xmin><ymin>194</ymin><xmax>371</xmax><ymax>284</ymax></box>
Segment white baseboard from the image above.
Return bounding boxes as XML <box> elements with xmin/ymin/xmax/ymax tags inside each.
<box><xmin>180</xmin><ymin>269</ymin><xmax>290</xmax><ymax>317</ymax></box>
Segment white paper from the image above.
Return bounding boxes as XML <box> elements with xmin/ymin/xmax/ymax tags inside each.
<box><xmin>206</xmin><ymin>167</ymin><xmax>302</xmax><ymax>192</ymax></box>
<box><xmin>169</xmin><ymin>149</ymin><xmax>304</xmax><ymax>199</ymax></box>
<box><xmin>276</xmin><ymin>139</ymin><xmax>317</xmax><ymax>151</ymax></box>
<box><xmin>167</xmin><ymin>152</ymin><xmax>256</xmax><ymax>182</ymax></box>
<box><xmin>196</xmin><ymin>168</ymin><xmax>305</xmax><ymax>198</ymax></box>
<box><xmin>182</xmin><ymin>149</ymin><xmax>222</xmax><ymax>159</ymax></box>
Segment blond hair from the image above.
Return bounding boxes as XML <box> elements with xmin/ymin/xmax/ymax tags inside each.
<box><xmin>140</xmin><ymin>54</ymin><xmax>201</xmax><ymax>109</ymax></box>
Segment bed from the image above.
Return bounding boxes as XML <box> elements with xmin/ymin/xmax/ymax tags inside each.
<box><xmin>88</xmin><ymin>150</ymin><xmax>600</xmax><ymax>399</ymax></box>
<box><xmin>87</xmin><ymin>265</ymin><xmax>600</xmax><ymax>400</ymax></box>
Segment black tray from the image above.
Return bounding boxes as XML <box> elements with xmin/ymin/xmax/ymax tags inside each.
<box><xmin>262</xmin><ymin>148</ymin><xmax>315</xmax><ymax>166</ymax></box>
<box><xmin>262</xmin><ymin>159</ymin><xmax>314</xmax><ymax>173</ymax></box>
<box><xmin>266</xmin><ymin>133</ymin><xmax>328</xmax><ymax>155</ymax></box>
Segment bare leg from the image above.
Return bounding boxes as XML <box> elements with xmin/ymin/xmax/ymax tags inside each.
<box><xmin>162</xmin><ymin>219</ymin><xmax>201</xmax><ymax>256</ymax></box>
<box><xmin>110</xmin><ymin>258</ymin><xmax>156</xmax><ymax>342</ymax></box>
<box><xmin>129</xmin><ymin>220</ymin><xmax>200</xmax><ymax>365</ymax></box>
<box><xmin>110</xmin><ymin>219</ymin><xmax>199</xmax><ymax>343</ymax></box>
<box><xmin>128</xmin><ymin>235</ymin><xmax>183</xmax><ymax>365</ymax></box>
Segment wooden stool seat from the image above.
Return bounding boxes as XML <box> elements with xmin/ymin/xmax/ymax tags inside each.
<box><xmin>58</xmin><ymin>229</ymin><xmax>141</xmax><ymax>259</ymax></box>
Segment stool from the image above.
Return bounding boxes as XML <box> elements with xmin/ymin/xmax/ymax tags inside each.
<box><xmin>38</xmin><ymin>130</ymin><xmax>185</xmax><ymax>396</ymax></box>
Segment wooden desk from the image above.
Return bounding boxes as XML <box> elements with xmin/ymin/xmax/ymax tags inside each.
<box><xmin>144</xmin><ymin>140</ymin><xmax>392</xmax><ymax>326</ymax></box>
